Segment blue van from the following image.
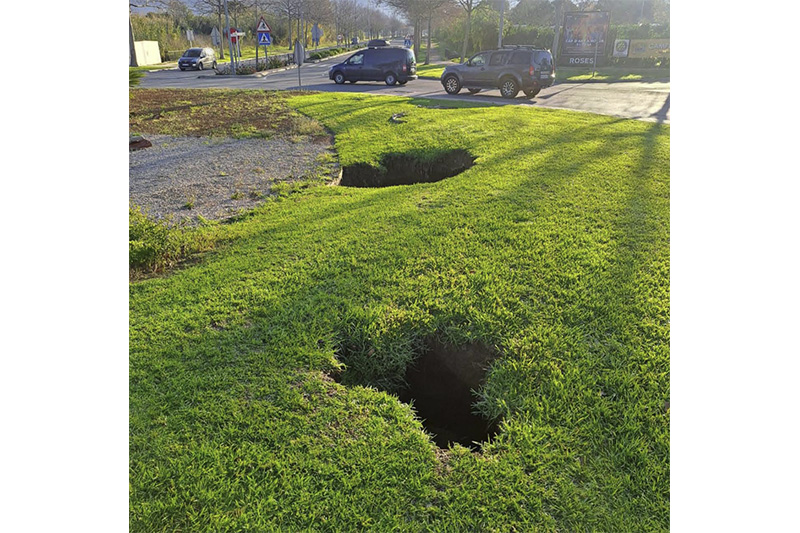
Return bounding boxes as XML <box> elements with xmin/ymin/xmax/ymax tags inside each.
<box><xmin>329</xmin><ymin>47</ymin><xmax>417</xmax><ymax>86</ymax></box>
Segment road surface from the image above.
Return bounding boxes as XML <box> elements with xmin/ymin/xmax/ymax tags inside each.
<box><xmin>138</xmin><ymin>52</ymin><xmax>670</xmax><ymax>123</ymax></box>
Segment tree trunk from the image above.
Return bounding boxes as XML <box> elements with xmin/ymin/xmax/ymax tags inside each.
<box><xmin>460</xmin><ymin>10</ymin><xmax>472</xmax><ymax>63</ymax></box>
<box><xmin>425</xmin><ymin>16</ymin><xmax>432</xmax><ymax>64</ymax></box>
<box><xmin>217</xmin><ymin>13</ymin><xmax>224</xmax><ymax>59</ymax></box>
<box><xmin>413</xmin><ymin>19</ymin><xmax>421</xmax><ymax>59</ymax></box>
<box><xmin>129</xmin><ymin>12</ymin><xmax>138</xmax><ymax>67</ymax></box>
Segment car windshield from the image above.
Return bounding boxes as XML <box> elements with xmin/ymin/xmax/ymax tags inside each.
<box><xmin>183</xmin><ymin>49</ymin><xmax>202</xmax><ymax>58</ymax></box>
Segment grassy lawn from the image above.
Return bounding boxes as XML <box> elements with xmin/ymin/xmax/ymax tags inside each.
<box><xmin>130</xmin><ymin>90</ymin><xmax>669</xmax><ymax>531</ymax></box>
<box><xmin>558</xmin><ymin>66</ymin><xmax>670</xmax><ymax>82</ymax></box>
<box><xmin>418</xmin><ymin>64</ymin><xmax>669</xmax><ymax>82</ymax></box>
<box><xmin>416</xmin><ymin>63</ymin><xmax>446</xmax><ymax>78</ymax></box>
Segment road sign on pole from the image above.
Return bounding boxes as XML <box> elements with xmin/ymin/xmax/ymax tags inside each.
<box><xmin>258</xmin><ymin>32</ymin><xmax>271</xmax><ymax>46</ymax></box>
<box><xmin>256</xmin><ymin>17</ymin><xmax>272</xmax><ymax>33</ymax></box>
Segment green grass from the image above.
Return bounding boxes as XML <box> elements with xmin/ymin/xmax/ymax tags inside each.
<box><xmin>418</xmin><ymin>64</ymin><xmax>669</xmax><ymax>82</ymax></box>
<box><xmin>130</xmin><ymin>90</ymin><xmax>669</xmax><ymax>531</ymax></box>
<box><xmin>558</xmin><ymin>66</ymin><xmax>670</xmax><ymax>82</ymax></box>
<box><xmin>416</xmin><ymin>63</ymin><xmax>446</xmax><ymax>78</ymax></box>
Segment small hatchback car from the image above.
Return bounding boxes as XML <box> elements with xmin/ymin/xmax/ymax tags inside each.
<box><xmin>329</xmin><ymin>46</ymin><xmax>417</xmax><ymax>86</ymax></box>
<box><xmin>178</xmin><ymin>47</ymin><xmax>217</xmax><ymax>71</ymax></box>
<box><xmin>441</xmin><ymin>46</ymin><xmax>555</xmax><ymax>98</ymax></box>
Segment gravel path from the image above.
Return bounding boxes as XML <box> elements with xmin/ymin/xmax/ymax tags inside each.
<box><xmin>130</xmin><ymin>134</ymin><xmax>338</xmax><ymax>224</ymax></box>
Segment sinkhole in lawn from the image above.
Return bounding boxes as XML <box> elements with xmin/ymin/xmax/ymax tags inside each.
<box><xmin>340</xmin><ymin>150</ymin><xmax>476</xmax><ymax>188</ymax></box>
<box><xmin>336</xmin><ymin>337</ymin><xmax>499</xmax><ymax>450</ymax></box>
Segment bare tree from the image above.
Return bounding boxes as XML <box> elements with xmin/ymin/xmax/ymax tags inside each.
<box><xmin>194</xmin><ymin>0</ymin><xmax>229</xmax><ymax>58</ymax></box>
<box><xmin>455</xmin><ymin>0</ymin><xmax>483</xmax><ymax>63</ymax></box>
<box><xmin>130</xmin><ymin>1</ymin><xmax>169</xmax><ymax>66</ymax></box>
<box><xmin>377</xmin><ymin>0</ymin><xmax>427</xmax><ymax>58</ymax></box>
<box><xmin>422</xmin><ymin>0</ymin><xmax>451</xmax><ymax>64</ymax></box>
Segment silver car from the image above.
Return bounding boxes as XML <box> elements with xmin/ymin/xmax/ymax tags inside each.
<box><xmin>178</xmin><ymin>47</ymin><xmax>217</xmax><ymax>71</ymax></box>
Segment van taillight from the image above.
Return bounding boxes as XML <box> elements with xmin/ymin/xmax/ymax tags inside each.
<box><xmin>529</xmin><ymin>65</ymin><xmax>534</xmax><ymax>76</ymax></box>
<box><xmin>403</xmin><ymin>64</ymin><xmax>407</xmax><ymax>72</ymax></box>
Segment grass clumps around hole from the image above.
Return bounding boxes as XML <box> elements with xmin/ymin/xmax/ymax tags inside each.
<box><xmin>129</xmin><ymin>204</ymin><xmax>215</xmax><ymax>274</ymax></box>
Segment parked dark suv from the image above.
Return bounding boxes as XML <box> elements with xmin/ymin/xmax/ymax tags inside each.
<box><xmin>329</xmin><ymin>47</ymin><xmax>417</xmax><ymax>86</ymax></box>
<box><xmin>440</xmin><ymin>46</ymin><xmax>555</xmax><ymax>98</ymax></box>
<box><xmin>178</xmin><ymin>47</ymin><xmax>217</xmax><ymax>71</ymax></box>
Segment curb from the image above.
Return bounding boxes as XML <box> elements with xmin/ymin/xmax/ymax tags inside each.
<box><xmin>207</xmin><ymin>48</ymin><xmax>363</xmax><ymax>79</ymax></box>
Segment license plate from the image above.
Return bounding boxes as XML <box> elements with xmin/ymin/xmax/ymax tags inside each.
<box><xmin>540</xmin><ymin>73</ymin><xmax>551</xmax><ymax>79</ymax></box>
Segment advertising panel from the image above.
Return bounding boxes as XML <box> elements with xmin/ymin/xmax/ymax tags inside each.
<box><xmin>627</xmin><ymin>39</ymin><xmax>670</xmax><ymax>58</ymax></box>
<box><xmin>613</xmin><ymin>39</ymin><xmax>630</xmax><ymax>58</ymax></box>
<box><xmin>559</xmin><ymin>11</ymin><xmax>610</xmax><ymax>67</ymax></box>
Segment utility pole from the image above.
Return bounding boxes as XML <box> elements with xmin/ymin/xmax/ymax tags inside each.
<box><xmin>224</xmin><ymin>0</ymin><xmax>235</xmax><ymax>74</ymax></box>
<box><xmin>552</xmin><ymin>1</ymin><xmax>561</xmax><ymax>61</ymax></box>
<box><xmin>498</xmin><ymin>0</ymin><xmax>504</xmax><ymax>48</ymax></box>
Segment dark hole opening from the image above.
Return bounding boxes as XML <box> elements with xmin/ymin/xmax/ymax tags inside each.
<box><xmin>400</xmin><ymin>339</ymin><xmax>499</xmax><ymax>450</ymax></box>
<box><xmin>340</xmin><ymin>149</ymin><xmax>476</xmax><ymax>188</ymax></box>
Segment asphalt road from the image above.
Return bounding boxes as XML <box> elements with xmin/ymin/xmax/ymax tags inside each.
<box><xmin>139</xmin><ymin>52</ymin><xmax>670</xmax><ymax>123</ymax></box>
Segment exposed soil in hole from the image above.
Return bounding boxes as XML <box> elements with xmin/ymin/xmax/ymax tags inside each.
<box><xmin>399</xmin><ymin>339</ymin><xmax>499</xmax><ymax>450</ymax></box>
<box><xmin>340</xmin><ymin>150</ymin><xmax>476</xmax><ymax>188</ymax></box>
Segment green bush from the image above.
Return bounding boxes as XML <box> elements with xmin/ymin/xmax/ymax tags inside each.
<box><xmin>129</xmin><ymin>69</ymin><xmax>144</xmax><ymax>88</ymax></box>
<box><xmin>308</xmin><ymin>47</ymin><xmax>346</xmax><ymax>61</ymax></box>
<box><xmin>129</xmin><ymin>204</ymin><xmax>213</xmax><ymax>273</ymax></box>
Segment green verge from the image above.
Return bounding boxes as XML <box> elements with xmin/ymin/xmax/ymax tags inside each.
<box><xmin>130</xmin><ymin>91</ymin><xmax>669</xmax><ymax>532</ymax></box>
<box><xmin>558</xmin><ymin>66</ymin><xmax>670</xmax><ymax>82</ymax></box>
<box><xmin>418</xmin><ymin>65</ymin><xmax>670</xmax><ymax>82</ymax></box>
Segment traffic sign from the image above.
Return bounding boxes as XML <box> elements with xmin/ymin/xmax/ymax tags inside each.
<box><xmin>256</xmin><ymin>17</ymin><xmax>272</xmax><ymax>33</ymax></box>
<box><xmin>228</xmin><ymin>27</ymin><xmax>238</xmax><ymax>44</ymax></box>
<box><xmin>258</xmin><ymin>32</ymin><xmax>271</xmax><ymax>46</ymax></box>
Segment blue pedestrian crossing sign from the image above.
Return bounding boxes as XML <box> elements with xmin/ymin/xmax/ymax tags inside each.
<box><xmin>258</xmin><ymin>32</ymin><xmax>271</xmax><ymax>45</ymax></box>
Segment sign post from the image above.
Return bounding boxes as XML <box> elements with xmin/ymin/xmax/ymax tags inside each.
<box><xmin>294</xmin><ymin>39</ymin><xmax>305</xmax><ymax>89</ymax></box>
<box><xmin>256</xmin><ymin>16</ymin><xmax>272</xmax><ymax>72</ymax></box>
<box><xmin>224</xmin><ymin>0</ymin><xmax>235</xmax><ymax>74</ymax></box>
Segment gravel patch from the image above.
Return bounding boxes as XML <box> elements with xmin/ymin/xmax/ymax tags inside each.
<box><xmin>130</xmin><ymin>134</ymin><xmax>339</xmax><ymax>224</ymax></box>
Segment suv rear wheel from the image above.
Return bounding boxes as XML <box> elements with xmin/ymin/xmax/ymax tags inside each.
<box><xmin>385</xmin><ymin>73</ymin><xmax>397</xmax><ymax>86</ymax></box>
<box><xmin>523</xmin><ymin>88</ymin><xmax>540</xmax><ymax>98</ymax></box>
<box><xmin>499</xmin><ymin>77</ymin><xmax>519</xmax><ymax>98</ymax></box>
<box><xmin>443</xmin><ymin>75</ymin><xmax>461</xmax><ymax>95</ymax></box>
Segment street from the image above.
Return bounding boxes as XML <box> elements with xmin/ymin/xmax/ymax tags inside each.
<box><xmin>138</xmin><ymin>51</ymin><xmax>670</xmax><ymax>123</ymax></box>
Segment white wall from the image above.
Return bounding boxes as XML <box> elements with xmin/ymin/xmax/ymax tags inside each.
<box><xmin>133</xmin><ymin>41</ymin><xmax>161</xmax><ymax>66</ymax></box>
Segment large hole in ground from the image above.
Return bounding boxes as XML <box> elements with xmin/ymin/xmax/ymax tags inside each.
<box><xmin>334</xmin><ymin>336</ymin><xmax>499</xmax><ymax>450</ymax></box>
<box><xmin>399</xmin><ymin>339</ymin><xmax>499</xmax><ymax>449</ymax></box>
<box><xmin>340</xmin><ymin>150</ymin><xmax>476</xmax><ymax>188</ymax></box>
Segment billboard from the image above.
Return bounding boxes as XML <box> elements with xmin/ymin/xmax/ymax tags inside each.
<box><xmin>628</xmin><ymin>39</ymin><xmax>670</xmax><ymax>58</ymax></box>
<box><xmin>559</xmin><ymin>11</ymin><xmax>610</xmax><ymax>67</ymax></box>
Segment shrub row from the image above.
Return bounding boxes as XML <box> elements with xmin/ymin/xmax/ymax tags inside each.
<box><xmin>129</xmin><ymin>204</ymin><xmax>214</xmax><ymax>273</ymax></box>
<box><xmin>308</xmin><ymin>47</ymin><xmax>347</xmax><ymax>61</ymax></box>
<box><xmin>216</xmin><ymin>55</ymin><xmax>293</xmax><ymax>75</ymax></box>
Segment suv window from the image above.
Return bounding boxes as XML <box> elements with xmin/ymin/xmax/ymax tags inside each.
<box><xmin>489</xmin><ymin>52</ymin><xmax>510</xmax><ymax>66</ymax></box>
<box><xmin>508</xmin><ymin>51</ymin><xmax>530</xmax><ymax>65</ymax></box>
<box><xmin>348</xmin><ymin>53</ymin><xmax>365</xmax><ymax>65</ymax></box>
<box><xmin>534</xmin><ymin>51</ymin><xmax>553</xmax><ymax>69</ymax></box>
<box><xmin>405</xmin><ymin>49</ymin><xmax>415</xmax><ymax>63</ymax></box>
<box><xmin>469</xmin><ymin>53</ymin><xmax>488</xmax><ymax>67</ymax></box>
